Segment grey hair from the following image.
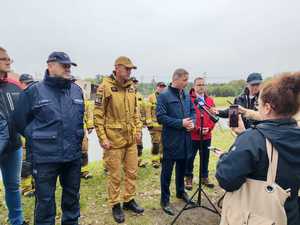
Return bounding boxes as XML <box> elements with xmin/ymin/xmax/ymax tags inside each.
<box><xmin>194</xmin><ymin>76</ymin><xmax>205</xmax><ymax>84</ymax></box>
<box><xmin>172</xmin><ymin>68</ymin><xmax>189</xmax><ymax>80</ymax></box>
<box><xmin>0</xmin><ymin>46</ymin><xmax>7</xmax><ymax>52</ymax></box>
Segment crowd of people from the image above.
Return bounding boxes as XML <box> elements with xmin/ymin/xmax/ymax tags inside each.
<box><xmin>0</xmin><ymin>45</ymin><xmax>300</xmax><ymax>225</ymax></box>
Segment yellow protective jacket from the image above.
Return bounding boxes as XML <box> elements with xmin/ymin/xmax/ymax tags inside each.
<box><xmin>93</xmin><ymin>75</ymin><xmax>142</xmax><ymax>148</ymax></box>
<box><xmin>136</xmin><ymin>92</ymin><xmax>148</xmax><ymax>127</ymax></box>
<box><xmin>84</xmin><ymin>100</ymin><xmax>94</xmax><ymax>130</ymax></box>
<box><xmin>146</xmin><ymin>92</ymin><xmax>162</xmax><ymax>130</ymax></box>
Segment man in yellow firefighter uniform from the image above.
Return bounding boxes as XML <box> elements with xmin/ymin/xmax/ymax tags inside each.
<box><xmin>131</xmin><ymin>77</ymin><xmax>148</xmax><ymax>167</ymax></box>
<box><xmin>146</xmin><ymin>82</ymin><xmax>166</xmax><ymax>168</ymax></box>
<box><xmin>20</xmin><ymin>137</ymin><xmax>35</xmax><ymax>197</ymax></box>
<box><xmin>94</xmin><ymin>56</ymin><xmax>144</xmax><ymax>224</ymax></box>
<box><xmin>81</xmin><ymin>99</ymin><xmax>94</xmax><ymax>179</ymax></box>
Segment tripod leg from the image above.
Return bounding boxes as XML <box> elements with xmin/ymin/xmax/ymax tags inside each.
<box><xmin>200</xmin><ymin>189</ymin><xmax>221</xmax><ymax>216</ymax></box>
<box><xmin>170</xmin><ymin>188</ymin><xmax>200</xmax><ymax>225</ymax></box>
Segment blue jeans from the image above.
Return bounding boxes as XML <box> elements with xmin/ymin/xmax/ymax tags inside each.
<box><xmin>185</xmin><ymin>139</ymin><xmax>211</xmax><ymax>179</ymax></box>
<box><xmin>0</xmin><ymin>148</ymin><xmax>24</xmax><ymax>225</ymax></box>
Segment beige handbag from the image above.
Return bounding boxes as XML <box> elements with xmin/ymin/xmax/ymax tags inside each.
<box><xmin>220</xmin><ymin>139</ymin><xmax>290</xmax><ymax>225</ymax></box>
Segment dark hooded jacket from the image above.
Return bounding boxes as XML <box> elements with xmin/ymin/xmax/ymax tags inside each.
<box><xmin>0</xmin><ymin>112</ymin><xmax>9</xmax><ymax>157</ymax></box>
<box><xmin>218</xmin><ymin>87</ymin><xmax>259</xmax><ymax>129</ymax></box>
<box><xmin>13</xmin><ymin>70</ymin><xmax>84</xmax><ymax>163</ymax></box>
<box><xmin>216</xmin><ymin>119</ymin><xmax>300</xmax><ymax>225</ymax></box>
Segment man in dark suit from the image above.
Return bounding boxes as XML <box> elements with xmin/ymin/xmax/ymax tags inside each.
<box><xmin>156</xmin><ymin>68</ymin><xmax>195</xmax><ymax>215</ymax></box>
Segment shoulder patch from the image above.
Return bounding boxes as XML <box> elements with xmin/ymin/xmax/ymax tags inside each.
<box><xmin>95</xmin><ymin>93</ymin><xmax>103</xmax><ymax>106</ymax></box>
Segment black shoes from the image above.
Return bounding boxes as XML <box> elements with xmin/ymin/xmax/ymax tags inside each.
<box><xmin>123</xmin><ymin>199</ymin><xmax>144</xmax><ymax>214</ymax></box>
<box><xmin>112</xmin><ymin>203</ymin><xmax>125</xmax><ymax>224</ymax></box>
<box><xmin>202</xmin><ymin>178</ymin><xmax>215</xmax><ymax>188</ymax></box>
<box><xmin>177</xmin><ymin>192</ymin><xmax>194</xmax><ymax>204</ymax></box>
<box><xmin>161</xmin><ymin>202</ymin><xmax>175</xmax><ymax>216</ymax></box>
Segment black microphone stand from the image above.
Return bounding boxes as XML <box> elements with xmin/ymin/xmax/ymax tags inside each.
<box><xmin>171</xmin><ymin>104</ymin><xmax>221</xmax><ymax>225</ymax></box>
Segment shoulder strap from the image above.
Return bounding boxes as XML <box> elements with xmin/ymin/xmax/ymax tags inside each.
<box><xmin>266</xmin><ymin>139</ymin><xmax>279</xmax><ymax>185</ymax></box>
<box><xmin>253</xmin><ymin>127</ymin><xmax>279</xmax><ymax>185</ymax></box>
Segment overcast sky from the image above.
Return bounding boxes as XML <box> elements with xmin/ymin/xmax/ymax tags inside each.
<box><xmin>1</xmin><ymin>0</ymin><xmax>300</xmax><ymax>83</ymax></box>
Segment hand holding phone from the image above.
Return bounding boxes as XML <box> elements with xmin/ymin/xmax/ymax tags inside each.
<box><xmin>208</xmin><ymin>146</ymin><xmax>223</xmax><ymax>157</ymax></box>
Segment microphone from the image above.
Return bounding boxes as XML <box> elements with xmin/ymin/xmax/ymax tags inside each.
<box><xmin>194</xmin><ymin>98</ymin><xmax>219</xmax><ymax>123</ymax></box>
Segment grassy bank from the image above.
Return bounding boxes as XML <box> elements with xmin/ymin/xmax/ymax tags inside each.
<box><xmin>0</xmin><ymin>128</ymin><xmax>235</xmax><ymax>225</ymax></box>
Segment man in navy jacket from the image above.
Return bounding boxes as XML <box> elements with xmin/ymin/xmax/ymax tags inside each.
<box><xmin>14</xmin><ymin>52</ymin><xmax>84</xmax><ymax>225</ymax></box>
<box><xmin>156</xmin><ymin>68</ymin><xmax>195</xmax><ymax>215</ymax></box>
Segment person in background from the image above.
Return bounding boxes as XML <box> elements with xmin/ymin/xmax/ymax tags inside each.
<box><xmin>146</xmin><ymin>82</ymin><xmax>166</xmax><ymax>168</ymax></box>
<box><xmin>131</xmin><ymin>77</ymin><xmax>148</xmax><ymax>168</ymax></box>
<box><xmin>185</xmin><ymin>77</ymin><xmax>216</xmax><ymax>190</ymax></box>
<box><xmin>216</xmin><ymin>72</ymin><xmax>263</xmax><ymax>129</ymax></box>
<box><xmin>18</xmin><ymin>74</ymin><xmax>36</xmax><ymax>197</ymax></box>
<box><xmin>216</xmin><ymin>72</ymin><xmax>300</xmax><ymax>225</ymax></box>
<box><xmin>19</xmin><ymin>73</ymin><xmax>35</xmax><ymax>89</ymax></box>
<box><xmin>80</xmin><ymin>98</ymin><xmax>94</xmax><ymax>179</ymax></box>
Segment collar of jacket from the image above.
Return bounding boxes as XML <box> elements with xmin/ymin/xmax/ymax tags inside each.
<box><xmin>0</xmin><ymin>72</ymin><xmax>8</xmax><ymax>83</ymax></box>
<box><xmin>44</xmin><ymin>70</ymin><xmax>71</xmax><ymax>89</ymax></box>
<box><xmin>253</xmin><ymin>118</ymin><xmax>297</xmax><ymax>128</ymax></box>
<box><xmin>168</xmin><ymin>85</ymin><xmax>186</xmax><ymax>99</ymax></box>
<box><xmin>242</xmin><ymin>87</ymin><xmax>259</xmax><ymax>98</ymax></box>
<box><xmin>109</xmin><ymin>74</ymin><xmax>133</xmax><ymax>88</ymax></box>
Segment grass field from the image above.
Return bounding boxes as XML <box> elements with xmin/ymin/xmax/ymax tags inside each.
<box><xmin>213</xmin><ymin>97</ymin><xmax>234</xmax><ymax>108</ymax></box>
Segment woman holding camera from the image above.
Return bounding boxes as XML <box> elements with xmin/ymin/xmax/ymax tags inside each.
<box><xmin>216</xmin><ymin>72</ymin><xmax>300</xmax><ymax>225</ymax></box>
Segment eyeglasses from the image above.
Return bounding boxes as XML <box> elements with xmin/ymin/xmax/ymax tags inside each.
<box><xmin>0</xmin><ymin>57</ymin><xmax>13</xmax><ymax>63</ymax></box>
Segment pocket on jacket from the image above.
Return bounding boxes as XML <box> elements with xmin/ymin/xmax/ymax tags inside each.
<box><xmin>32</xmin><ymin>130</ymin><xmax>58</xmax><ymax>156</ymax></box>
<box><xmin>105</xmin><ymin>124</ymin><xmax>126</xmax><ymax>146</ymax></box>
<box><xmin>32</xmin><ymin>100</ymin><xmax>55</xmax><ymax>122</ymax></box>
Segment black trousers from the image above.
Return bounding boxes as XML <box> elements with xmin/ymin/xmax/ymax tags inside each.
<box><xmin>33</xmin><ymin>159</ymin><xmax>81</xmax><ymax>225</ymax></box>
<box><xmin>160</xmin><ymin>157</ymin><xmax>186</xmax><ymax>205</ymax></box>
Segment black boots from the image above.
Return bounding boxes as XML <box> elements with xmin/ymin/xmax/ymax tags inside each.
<box><xmin>112</xmin><ymin>203</ymin><xmax>125</xmax><ymax>223</ymax></box>
<box><xmin>123</xmin><ymin>199</ymin><xmax>144</xmax><ymax>214</ymax></box>
<box><xmin>112</xmin><ymin>200</ymin><xmax>144</xmax><ymax>223</ymax></box>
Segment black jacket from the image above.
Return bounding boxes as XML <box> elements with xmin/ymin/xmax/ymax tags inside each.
<box><xmin>218</xmin><ymin>87</ymin><xmax>259</xmax><ymax>129</ymax></box>
<box><xmin>0</xmin><ymin>76</ymin><xmax>22</xmax><ymax>158</ymax></box>
<box><xmin>156</xmin><ymin>86</ymin><xmax>195</xmax><ymax>159</ymax></box>
<box><xmin>216</xmin><ymin>119</ymin><xmax>300</xmax><ymax>225</ymax></box>
<box><xmin>0</xmin><ymin>112</ymin><xmax>9</xmax><ymax>157</ymax></box>
<box><xmin>13</xmin><ymin>71</ymin><xmax>84</xmax><ymax>163</ymax></box>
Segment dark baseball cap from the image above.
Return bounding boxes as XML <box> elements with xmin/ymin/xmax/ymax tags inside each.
<box><xmin>47</xmin><ymin>52</ymin><xmax>77</xmax><ymax>66</ymax></box>
<box><xmin>19</xmin><ymin>73</ymin><xmax>34</xmax><ymax>84</ymax></box>
<box><xmin>246</xmin><ymin>73</ymin><xmax>263</xmax><ymax>85</ymax></box>
<box><xmin>157</xmin><ymin>81</ymin><xmax>166</xmax><ymax>87</ymax></box>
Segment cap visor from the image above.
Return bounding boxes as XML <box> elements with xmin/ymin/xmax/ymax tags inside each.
<box><xmin>248</xmin><ymin>80</ymin><xmax>262</xmax><ymax>85</ymax></box>
<box><xmin>60</xmin><ymin>61</ymin><xmax>77</xmax><ymax>67</ymax></box>
<box><xmin>125</xmin><ymin>64</ymin><xmax>137</xmax><ymax>69</ymax></box>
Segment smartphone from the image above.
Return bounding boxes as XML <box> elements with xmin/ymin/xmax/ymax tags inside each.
<box><xmin>229</xmin><ymin>105</ymin><xmax>239</xmax><ymax>127</ymax></box>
